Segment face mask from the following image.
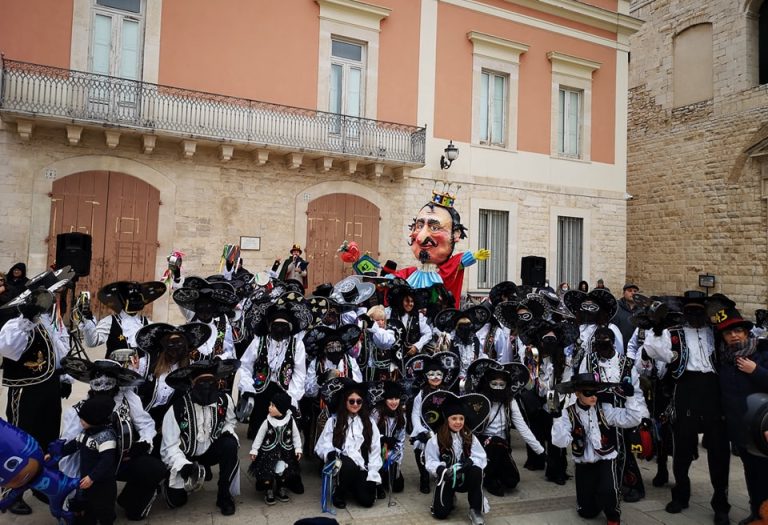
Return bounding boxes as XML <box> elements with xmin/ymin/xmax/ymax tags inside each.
<box><xmin>271</xmin><ymin>323</ymin><xmax>291</xmax><ymax>341</ymax></box>
<box><xmin>124</xmin><ymin>292</ymin><xmax>145</xmax><ymax>314</ymax></box>
<box><xmin>456</xmin><ymin>325</ymin><xmax>473</xmax><ymax>342</ymax></box>
<box><xmin>190</xmin><ymin>379</ymin><xmax>218</xmax><ymax>406</ymax></box>
<box><xmin>325</xmin><ymin>340</ymin><xmax>344</xmax><ymax>362</ymax></box>
<box><xmin>684</xmin><ymin>307</ymin><xmax>707</xmax><ymax>328</ymax></box>
<box><xmin>540</xmin><ymin>335</ymin><xmax>559</xmax><ymax>356</ymax></box>
<box><xmin>593</xmin><ymin>339</ymin><xmax>614</xmax><ymax>359</ymax></box>
<box><xmin>425</xmin><ymin>370</ymin><xmax>443</xmax><ymax>382</ymax></box>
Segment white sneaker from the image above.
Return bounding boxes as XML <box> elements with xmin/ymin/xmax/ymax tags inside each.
<box><xmin>469</xmin><ymin>508</ymin><xmax>485</xmax><ymax>525</ymax></box>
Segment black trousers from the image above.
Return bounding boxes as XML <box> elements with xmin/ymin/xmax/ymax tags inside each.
<box><xmin>432</xmin><ymin>465</ymin><xmax>483</xmax><ymax>519</ymax></box>
<box><xmin>6</xmin><ymin>377</ymin><xmax>62</xmax><ymax>450</ymax></box>
<box><xmin>670</xmin><ymin>373</ymin><xmax>730</xmax><ymax>513</ymax></box>
<box><xmin>337</xmin><ymin>457</ymin><xmax>376</xmax><ymax>507</ymax></box>
<box><xmin>75</xmin><ymin>481</ymin><xmax>117</xmax><ymax>525</ymax></box>
<box><xmin>166</xmin><ymin>434</ymin><xmax>239</xmax><ymax>508</ymax></box>
<box><xmin>116</xmin><ymin>454</ymin><xmax>167</xmax><ymax>520</ymax></box>
<box><xmin>575</xmin><ymin>459</ymin><xmax>620</xmax><ymax>522</ymax></box>
<box><xmin>525</xmin><ymin>407</ymin><xmax>567</xmax><ymax>479</ymax></box>
<box><xmin>378</xmin><ymin>463</ymin><xmax>405</xmax><ymax>493</ymax></box>
<box><xmin>480</xmin><ymin>436</ymin><xmax>520</xmax><ymax>490</ymax></box>
<box><xmin>738</xmin><ymin>447</ymin><xmax>768</xmax><ymax>516</ymax></box>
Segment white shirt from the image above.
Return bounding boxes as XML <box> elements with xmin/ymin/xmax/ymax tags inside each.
<box><xmin>314</xmin><ymin>414</ymin><xmax>382</xmax><ymax>483</ymax></box>
<box><xmin>424</xmin><ymin>432</ymin><xmax>487</xmax><ymax>475</ymax></box>
<box><xmin>409</xmin><ymin>390</ymin><xmax>431</xmax><ymax>450</ymax></box>
<box><xmin>551</xmin><ymin>393</ymin><xmax>648</xmax><ymax>463</ymax></box>
<box><xmin>626</xmin><ymin>328</ymin><xmax>668</xmax><ymax>378</ymax></box>
<box><xmin>476</xmin><ymin>323</ymin><xmax>509</xmax><ymax>361</ymax></box>
<box><xmin>80</xmin><ymin>311</ymin><xmax>148</xmax><ymax>349</ymax></box>
<box><xmin>643</xmin><ymin>327</ymin><xmax>715</xmax><ymax>373</ymax></box>
<box><xmin>161</xmin><ymin>395</ymin><xmax>238</xmax><ymax>489</ymax></box>
<box><xmin>0</xmin><ymin>314</ymin><xmax>69</xmax><ymax>363</ymax></box>
<box><xmin>144</xmin><ymin>364</ymin><xmax>179</xmax><ymax>410</ymax></box>
<box><xmin>482</xmin><ymin>399</ymin><xmax>544</xmax><ymax>454</ymax></box>
<box><xmin>239</xmin><ymin>335</ymin><xmax>306</xmax><ymax>406</ymax></box>
<box><xmin>579</xmin><ymin>323</ymin><xmax>624</xmax><ymax>356</ymax></box>
<box><xmin>305</xmin><ymin>357</ymin><xmax>362</xmax><ymax>397</ymax></box>
<box><xmin>389</xmin><ymin>311</ymin><xmax>431</xmax><ymax>351</ymax></box>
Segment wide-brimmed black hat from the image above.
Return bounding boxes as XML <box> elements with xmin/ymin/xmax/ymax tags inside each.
<box><xmin>681</xmin><ymin>290</ymin><xmax>707</xmax><ymax>306</ymax></box>
<box><xmin>172</xmin><ymin>280</ymin><xmax>239</xmax><ymax>315</ymax></box>
<box><xmin>434</xmin><ymin>305</ymin><xmax>491</xmax><ymax>332</ymax></box>
<box><xmin>563</xmin><ymin>289</ymin><xmax>617</xmax><ymax>322</ymax></box>
<box><xmin>493</xmin><ymin>300</ymin><xmax>519</xmax><ymax>330</ymax></box>
<box><xmin>247</xmin><ymin>291</ymin><xmax>312</xmax><ymax>337</ymax></box>
<box><xmin>302</xmin><ymin>324</ymin><xmax>362</xmax><ymax>359</ymax></box>
<box><xmin>135</xmin><ymin>322</ymin><xmax>212</xmax><ymax>356</ymax></box>
<box><xmin>368</xmin><ymin>380</ymin><xmax>405</xmax><ymax>406</ymax></box>
<box><xmin>420</xmin><ymin>390</ymin><xmax>490</xmax><ymax>432</ymax></box>
<box><xmin>183</xmin><ymin>276</ymin><xmax>235</xmax><ymax>294</ymax></box>
<box><xmin>387</xmin><ymin>282</ymin><xmax>426</xmax><ymax>311</ymax></box>
<box><xmin>63</xmin><ymin>357</ymin><xmax>144</xmax><ymax>388</ymax></box>
<box><xmin>744</xmin><ymin>392</ymin><xmax>768</xmax><ymax>457</ymax></box>
<box><xmin>312</xmin><ymin>283</ymin><xmax>334</xmax><ymax>298</ymax></box>
<box><xmin>404</xmin><ymin>351</ymin><xmax>460</xmax><ymax>390</ymax></box>
<box><xmin>165</xmin><ymin>359</ymin><xmax>240</xmax><ymax>391</ymax></box>
<box><xmin>466</xmin><ymin>358</ymin><xmax>530</xmax><ymax>396</ymax></box>
<box><xmin>320</xmin><ymin>377</ymin><xmax>369</xmax><ymax>413</ymax></box>
<box><xmin>537</xmin><ymin>289</ymin><xmax>575</xmax><ymax>320</ymax></box>
<box><xmin>306</xmin><ymin>296</ymin><xmax>330</xmax><ymax>327</ymax></box>
<box><xmin>522</xmin><ymin>318</ymin><xmax>580</xmax><ymax>349</ymax></box>
<box><xmin>1</xmin><ymin>266</ymin><xmax>76</xmax><ymax>310</ymax></box>
<box><xmin>284</xmin><ymin>279</ymin><xmax>306</xmax><ymax>295</ymax></box>
<box><xmin>99</xmin><ymin>280</ymin><xmax>166</xmax><ymax>312</ymax></box>
<box><xmin>329</xmin><ymin>276</ymin><xmax>376</xmax><ymax>307</ymax></box>
<box><xmin>489</xmin><ymin>281</ymin><xmax>518</xmax><ymax>307</ymax></box>
<box><xmin>555</xmin><ymin>372</ymin><xmax>619</xmax><ymax>395</ymax></box>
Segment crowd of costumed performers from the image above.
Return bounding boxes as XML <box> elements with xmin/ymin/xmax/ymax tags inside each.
<box><xmin>0</xmin><ymin>185</ymin><xmax>767</xmax><ymax>525</ymax></box>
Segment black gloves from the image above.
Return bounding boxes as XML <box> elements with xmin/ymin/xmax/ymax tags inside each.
<box><xmin>435</xmin><ymin>465</ymin><xmax>446</xmax><ymax>479</ymax></box>
<box><xmin>179</xmin><ymin>463</ymin><xmax>198</xmax><ymax>481</ymax></box>
<box><xmin>618</xmin><ymin>380</ymin><xmax>635</xmax><ymax>397</ymax></box>
<box><xmin>416</xmin><ymin>431</ymin><xmax>430</xmax><ymax>444</ymax></box>
<box><xmin>457</xmin><ymin>457</ymin><xmax>474</xmax><ymax>471</ymax></box>
<box><xmin>326</xmin><ymin>451</ymin><xmax>338</xmax><ymax>463</ymax></box>
<box><xmin>19</xmin><ymin>304</ymin><xmax>39</xmax><ymax>320</ymax></box>
<box><xmin>60</xmin><ymin>382</ymin><xmax>72</xmax><ymax>399</ymax></box>
<box><xmin>81</xmin><ymin>305</ymin><xmax>94</xmax><ymax>320</ymax></box>
<box><xmin>129</xmin><ymin>441</ymin><xmax>150</xmax><ymax>458</ymax></box>
<box><xmin>358</xmin><ymin>314</ymin><xmax>372</xmax><ymax>327</ymax></box>
<box><xmin>381</xmin><ymin>436</ymin><xmax>397</xmax><ymax>449</ymax></box>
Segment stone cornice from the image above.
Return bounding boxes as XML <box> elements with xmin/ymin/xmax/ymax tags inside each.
<box><xmin>548</xmin><ymin>51</ymin><xmax>601</xmax><ymax>80</ymax></box>
<box><xmin>503</xmin><ymin>0</ymin><xmax>643</xmax><ymax>36</ymax></box>
<box><xmin>316</xmin><ymin>0</ymin><xmax>391</xmax><ymax>31</ymax></box>
<box><xmin>467</xmin><ymin>31</ymin><xmax>530</xmax><ymax>63</ymax></box>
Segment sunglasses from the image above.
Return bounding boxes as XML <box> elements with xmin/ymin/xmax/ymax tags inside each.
<box><xmin>347</xmin><ymin>398</ymin><xmax>363</xmax><ymax>406</ymax></box>
<box><xmin>580</xmin><ymin>390</ymin><xmax>598</xmax><ymax>397</ymax></box>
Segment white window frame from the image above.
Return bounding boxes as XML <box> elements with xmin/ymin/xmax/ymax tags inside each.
<box><xmin>316</xmin><ymin>0</ymin><xmax>390</xmax><ymax>120</ymax></box>
<box><xmin>557</xmin><ymin>86</ymin><xmax>583</xmax><ymax>158</ymax></box>
<box><xmin>549</xmin><ymin>206</ymin><xmax>591</xmax><ymax>288</ymax></box>
<box><xmin>476</xmin><ymin>208</ymin><xmax>510</xmax><ymax>289</ymax></box>
<box><xmin>329</xmin><ymin>37</ymin><xmax>366</xmax><ymax>119</ymax></box>
<box><xmin>469</xmin><ymin>32</ymin><xmax>528</xmax><ymax>151</ymax></box>
<box><xmin>89</xmin><ymin>1</ymin><xmax>145</xmax><ymax>80</ymax></box>
<box><xmin>548</xmin><ymin>51</ymin><xmax>600</xmax><ymax>162</ymax></box>
<box><xmin>555</xmin><ymin>215</ymin><xmax>584</xmax><ymax>288</ymax></box>
<box><xmin>70</xmin><ymin>0</ymin><xmax>161</xmax><ymax>84</ymax></box>
<box><xmin>468</xmin><ymin>197</ymin><xmax>518</xmax><ymax>293</ymax></box>
<box><xmin>479</xmin><ymin>69</ymin><xmax>508</xmax><ymax>146</ymax></box>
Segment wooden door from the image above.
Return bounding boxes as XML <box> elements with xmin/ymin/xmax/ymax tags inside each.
<box><xmin>48</xmin><ymin>172</ymin><xmax>160</xmax><ymax>318</ymax></box>
<box><xmin>306</xmin><ymin>193</ymin><xmax>380</xmax><ymax>292</ymax></box>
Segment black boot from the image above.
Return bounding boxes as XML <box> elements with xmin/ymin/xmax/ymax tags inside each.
<box><xmin>415</xmin><ymin>449</ymin><xmax>430</xmax><ymax>494</ymax></box>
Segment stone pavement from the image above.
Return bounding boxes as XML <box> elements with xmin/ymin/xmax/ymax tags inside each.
<box><xmin>2</xmin><ymin>355</ymin><xmax>752</xmax><ymax>525</ymax></box>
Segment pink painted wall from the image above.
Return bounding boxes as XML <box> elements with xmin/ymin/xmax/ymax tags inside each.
<box><xmin>0</xmin><ymin>0</ymin><xmax>73</xmax><ymax>68</ymax></box>
<box><xmin>158</xmin><ymin>0</ymin><xmax>319</xmax><ymax>109</ymax></box>
<box><xmin>434</xmin><ymin>1</ymin><xmax>617</xmax><ymax>164</ymax></box>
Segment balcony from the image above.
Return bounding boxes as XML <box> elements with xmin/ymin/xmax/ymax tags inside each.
<box><xmin>0</xmin><ymin>59</ymin><xmax>426</xmax><ymax>175</ymax></box>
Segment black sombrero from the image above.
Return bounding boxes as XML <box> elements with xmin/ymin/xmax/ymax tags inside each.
<box><xmin>368</xmin><ymin>380</ymin><xmax>406</xmax><ymax>406</ymax></box>
<box><xmin>330</xmin><ymin>276</ymin><xmax>375</xmax><ymax>307</ymax></box>
<box><xmin>135</xmin><ymin>322</ymin><xmax>212</xmax><ymax>357</ymax></box>
<box><xmin>247</xmin><ymin>292</ymin><xmax>312</xmax><ymax>337</ymax></box>
<box><xmin>555</xmin><ymin>372</ymin><xmax>620</xmax><ymax>395</ymax></box>
<box><xmin>63</xmin><ymin>357</ymin><xmax>144</xmax><ymax>388</ymax></box>
<box><xmin>489</xmin><ymin>281</ymin><xmax>519</xmax><ymax>307</ymax></box>
<box><xmin>302</xmin><ymin>324</ymin><xmax>362</xmax><ymax>360</ymax></box>
<box><xmin>1</xmin><ymin>266</ymin><xmax>76</xmax><ymax>310</ymax></box>
<box><xmin>165</xmin><ymin>359</ymin><xmax>240</xmax><ymax>391</ymax></box>
<box><xmin>563</xmin><ymin>289</ymin><xmax>617</xmax><ymax>322</ymax></box>
<box><xmin>420</xmin><ymin>390</ymin><xmax>491</xmax><ymax>433</ymax></box>
<box><xmin>434</xmin><ymin>305</ymin><xmax>491</xmax><ymax>333</ymax></box>
<box><xmin>404</xmin><ymin>351</ymin><xmax>460</xmax><ymax>390</ymax></box>
<box><xmin>320</xmin><ymin>377</ymin><xmax>369</xmax><ymax>413</ymax></box>
<box><xmin>99</xmin><ymin>280</ymin><xmax>166</xmax><ymax>312</ymax></box>
<box><xmin>466</xmin><ymin>358</ymin><xmax>530</xmax><ymax>396</ymax></box>
<box><xmin>744</xmin><ymin>392</ymin><xmax>768</xmax><ymax>457</ymax></box>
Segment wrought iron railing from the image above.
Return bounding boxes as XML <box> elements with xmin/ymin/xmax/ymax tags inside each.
<box><xmin>0</xmin><ymin>59</ymin><xmax>426</xmax><ymax>164</ymax></box>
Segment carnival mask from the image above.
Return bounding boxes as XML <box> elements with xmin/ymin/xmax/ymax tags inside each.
<box><xmin>270</xmin><ymin>321</ymin><xmax>292</xmax><ymax>342</ymax></box>
<box><xmin>89</xmin><ymin>373</ymin><xmax>118</xmax><ymax>392</ymax></box>
<box><xmin>593</xmin><ymin>339</ymin><xmax>615</xmax><ymax>359</ymax></box>
<box><xmin>190</xmin><ymin>377</ymin><xmax>218</xmax><ymax>406</ymax></box>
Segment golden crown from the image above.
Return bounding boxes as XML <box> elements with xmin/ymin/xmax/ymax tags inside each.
<box><xmin>431</xmin><ymin>182</ymin><xmax>461</xmax><ymax>208</ymax></box>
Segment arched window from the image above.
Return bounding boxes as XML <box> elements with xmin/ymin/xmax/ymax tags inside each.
<box><xmin>673</xmin><ymin>23</ymin><xmax>713</xmax><ymax>107</ymax></box>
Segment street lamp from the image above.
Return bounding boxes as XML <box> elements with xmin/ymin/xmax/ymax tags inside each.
<box><xmin>440</xmin><ymin>140</ymin><xmax>459</xmax><ymax>170</ymax></box>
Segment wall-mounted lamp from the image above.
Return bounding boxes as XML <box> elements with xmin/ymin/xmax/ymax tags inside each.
<box><xmin>440</xmin><ymin>140</ymin><xmax>459</xmax><ymax>170</ymax></box>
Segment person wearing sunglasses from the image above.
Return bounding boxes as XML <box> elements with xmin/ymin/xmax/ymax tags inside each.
<box><xmin>552</xmin><ymin>373</ymin><xmax>648</xmax><ymax>525</ymax></box>
<box><xmin>315</xmin><ymin>379</ymin><xmax>381</xmax><ymax>509</ymax></box>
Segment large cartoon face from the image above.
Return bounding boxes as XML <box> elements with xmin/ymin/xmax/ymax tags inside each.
<box><xmin>0</xmin><ymin>419</ymin><xmax>43</xmax><ymax>489</ymax></box>
<box><xmin>408</xmin><ymin>204</ymin><xmax>459</xmax><ymax>265</ymax></box>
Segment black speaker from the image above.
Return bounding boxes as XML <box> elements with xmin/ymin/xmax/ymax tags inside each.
<box><xmin>520</xmin><ymin>256</ymin><xmax>546</xmax><ymax>287</ymax></box>
<box><xmin>56</xmin><ymin>233</ymin><xmax>92</xmax><ymax>277</ymax></box>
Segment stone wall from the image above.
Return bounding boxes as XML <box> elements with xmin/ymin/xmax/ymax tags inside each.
<box><xmin>627</xmin><ymin>0</ymin><xmax>768</xmax><ymax>313</ymax></box>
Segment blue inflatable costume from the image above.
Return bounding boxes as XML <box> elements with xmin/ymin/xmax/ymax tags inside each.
<box><xmin>0</xmin><ymin>418</ymin><xmax>79</xmax><ymax>524</ymax></box>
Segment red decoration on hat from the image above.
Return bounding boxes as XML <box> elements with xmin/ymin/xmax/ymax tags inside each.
<box><xmin>338</xmin><ymin>240</ymin><xmax>360</xmax><ymax>263</ymax></box>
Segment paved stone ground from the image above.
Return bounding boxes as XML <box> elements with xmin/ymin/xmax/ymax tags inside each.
<box><xmin>1</xmin><ymin>345</ymin><xmax>752</xmax><ymax>524</ymax></box>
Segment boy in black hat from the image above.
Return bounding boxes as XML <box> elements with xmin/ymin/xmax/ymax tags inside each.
<box><xmin>54</xmin><ymin>395</ymin><xmax>119</xmax><ymax>525</ymax></box>
<box><xmin>248</xmin><ymin>390</ymin><xmax>303</xmax><ymax>505</ymax></box>
<box><xmin>552</xmin><ymin>373</ymin><xmax>648</xmax><ymax>525</ymax></box>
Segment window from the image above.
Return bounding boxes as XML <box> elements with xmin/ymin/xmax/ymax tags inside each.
<box><xmin>91</xmin><ymin>0</ymin><xmax>143</xmax><ymax>79</ymax></box>
<box><xmin>557</xmin><ymin>87</ymin><xmax>582</xmax><ymax>157</ymax></box>
<box><xmin>672</xmin><ymin>24</ymin><xmax>712</xmax><ymax>107</ymax></box>
<box><xmin>477</xmin><ymin>209</ymin><xmax>509</xmax><ymax>289</ymax></box>
<box><xmin>329</xmin><ymin>39</ymin><xmax>365</xmax><ymax>119</ymax></box>
<box><xmin>761</xmin><ymin>3</ymin><xmax>768</xmax><ymax>84</ymax></box>
<box><xmin>557</xmin><ymin>216</ymin><xmax>583</xmax><ymax>290</ymax></box>
<box><xmin>479</xmin><ymin>71</ymin><xmax>507</xmax><ymax>145</ymax></box>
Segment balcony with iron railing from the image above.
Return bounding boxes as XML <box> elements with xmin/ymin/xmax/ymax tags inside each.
<box><xmin>0</xmin><ymin>58</ymin><xmax>426</xmax><ymax>173</ymax></box>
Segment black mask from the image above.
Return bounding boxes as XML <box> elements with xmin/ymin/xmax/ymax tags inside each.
<box><xmin>540</xmin><ymin>335</ymin><xmax>560</xmax><ymax>357</ymax></box>
<box><xmin>593</xmin><ymin>339</ymin><xmax>614</xmax><ymax>359</ymax></box>
<box><xmin>580</xmin><ymin>311</ymin><xmax>598</xmax><ymax>324</ymax></box>
<box><xmin>456</xmin><ymin>325</ymin><xmax>473</xmax><ymax>343</ymax></box>
<box><xmin>190</xmin><ymin>380</ymin><xmax>218</xmax><ymax>406</ymax></box>
<box><xmin>124</xmin><ymin>292</ymin><xmax>145</xmax><ymax>314</ymax></box>
<box><xmin>683</xmin><ymin>307</ymin><xmax>707</xmax><ymax>328</ymax></box>
<box><xmin>271</xmin><ymin>323</ymin><xmax>291</xmax><ymax>341</ymax></box>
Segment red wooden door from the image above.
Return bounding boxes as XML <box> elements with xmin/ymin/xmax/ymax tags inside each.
<box><xmin>48</xmin><ymin>172</ymin><xmax>160</xmax><ymax>318</ymax></box>
<box><xmin>306</xmin><ymin>193</ymin><xmax>380</xmax><ymax>292</ymax></box>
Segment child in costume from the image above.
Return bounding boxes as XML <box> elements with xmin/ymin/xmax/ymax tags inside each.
<box><xmin>422</xmin><ymin>390</ymin><xmax>490</xmax><ymax>525</ymax></box>
<box><xmin>370</xmin><ymin>381</ymin><xmax>406</xmax><ymax>499</ymax></box>
<box><xmin>248</xmin><ymin>390</ymin><xmax>303</xmax><ymax>505</ymax></box>
<box><xmin>551</xmin><ymin>373</ymin><xmax>648</xmax><ymax>525</ymax></box>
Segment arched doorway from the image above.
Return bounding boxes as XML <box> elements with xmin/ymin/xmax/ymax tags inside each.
<box><xmin>47</xmin><ymin>171</ymin><xmax>160</xmax><ymax>317</ymax></box>
<box><xmin>305</xmin><ymin>193</ymin><xmax>380</xmax><ymax>292</ymax></box>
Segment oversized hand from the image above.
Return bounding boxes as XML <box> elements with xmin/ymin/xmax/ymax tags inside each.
<box><xmin>473</xmin><ymin>249</ymin><xmax>491</xmax><ymax>261</ymax></box>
